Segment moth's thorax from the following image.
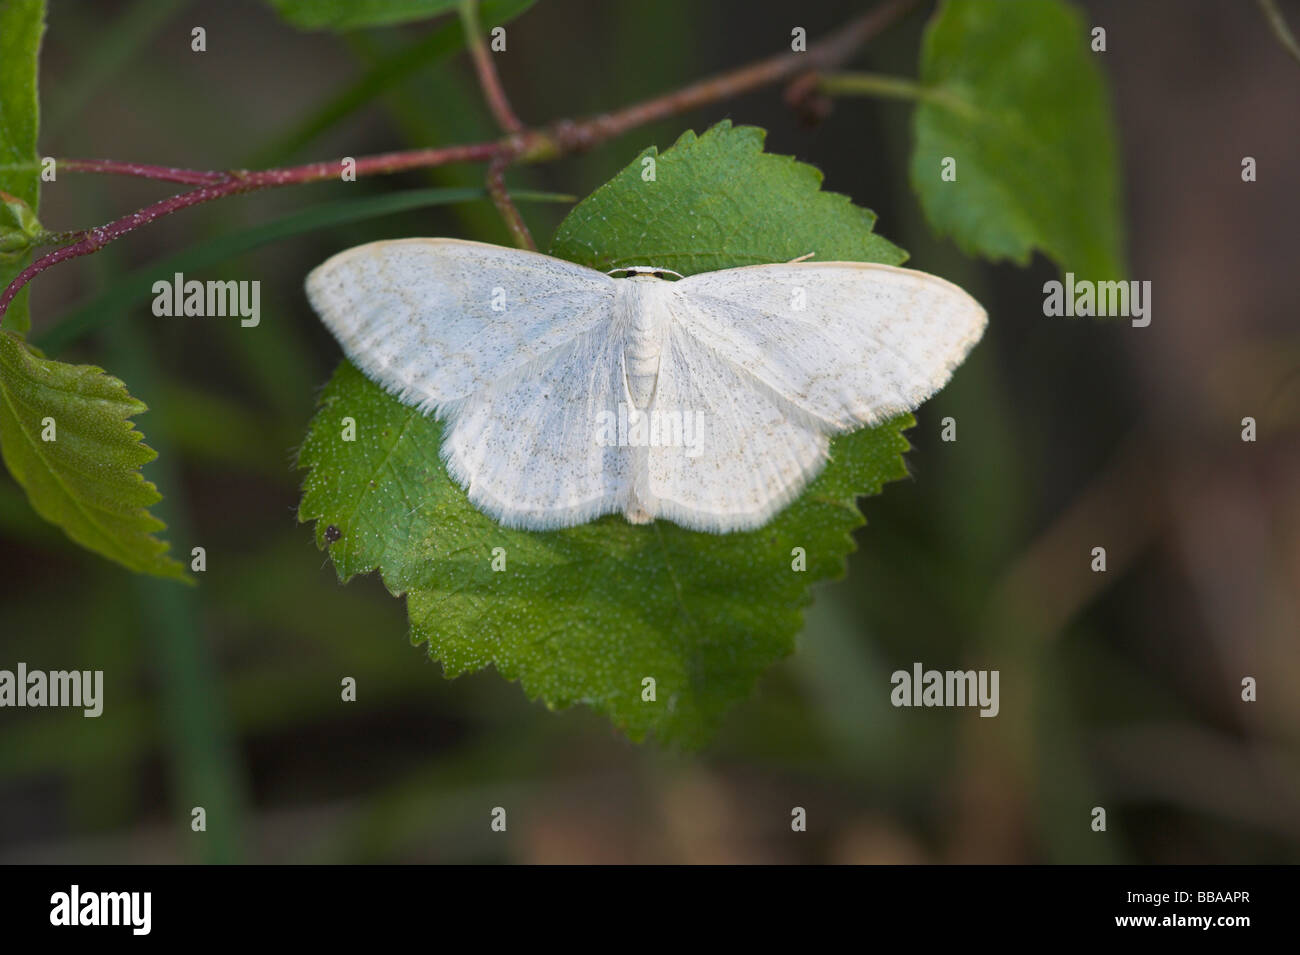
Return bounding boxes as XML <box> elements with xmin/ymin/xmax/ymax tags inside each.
<box><xmin>614</xmin><ymin>275</ymin><xmax>675</xmax><ymax>409</ymax></box>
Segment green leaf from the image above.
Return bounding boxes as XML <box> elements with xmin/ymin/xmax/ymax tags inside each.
<box><xmin>911</xmin><ymin>0</ymin><xmax>1124</xmax><ymax>278</ymax></box>
<box><xmin>299</xmin><ymin>121</ymin><xmax>913</xmax><ymax>746</ymax></box>
<box><xmin>0</xmin><ymin>0</ymin><xmax>46</xmax><ymax>335</ymax></box>
<box><xmin>552</xmin><ymin>124</ymin><xmax>906</xmax><ymax>272</ymax></box>
<box><xmin>0</xmin><ymin>330</ymin><xmax>186</xmax><ymax>580</ymax></box>
<box><xmin>0</xmin><ymin>0</ymin><xmax>182</xmax><ymax>580</ymax></box>
<box><xmin>0</xmin><ymin>189</ymin><xmax>44</xmax><ymax>256</ymax></box>
<box><xmin>267</xmin><ymin>0</ymin><xmax>461</xmax><ymax>31</ymax></box>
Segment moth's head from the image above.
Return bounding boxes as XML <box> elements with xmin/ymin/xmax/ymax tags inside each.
<box><xmin>607</xmin><ymin>266</ymin><xmax>684</xmax><ymax>281</ymax></box>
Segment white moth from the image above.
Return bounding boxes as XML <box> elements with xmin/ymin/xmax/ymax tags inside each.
<box><xmin>306</xmin><ymin>238</ymin><xmax>986</xmax><ymax>533</ymax></box>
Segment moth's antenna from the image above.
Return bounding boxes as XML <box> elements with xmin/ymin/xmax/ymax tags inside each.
<box><xmin>789</xmin><ymin>252</ymin><xmax>816</xmax><ymax>263</ymax></box>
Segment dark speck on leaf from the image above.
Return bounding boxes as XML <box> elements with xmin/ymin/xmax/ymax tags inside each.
<box><xmin>325</xmin><ymin>525</ymin><xmax>342</xmax><ymax>543</ymax></box>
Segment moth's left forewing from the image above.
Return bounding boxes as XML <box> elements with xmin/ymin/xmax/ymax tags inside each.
<box><xmin>305</xmin><ymin>238</ymin><xmax>617</xmax><ymax>417</ymax></box>
<box><xmin>672</xmin><ymin>262</ymin><xmax>987</xmax><ymax>431</ymax></box>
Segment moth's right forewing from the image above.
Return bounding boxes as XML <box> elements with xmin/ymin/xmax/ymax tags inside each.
<box><xmin>673</xmin><ymin>263</ymin><xmax>987</xmax><ymax>431</ymax></box>
<box><xmin>306</xmin><ymin>238</ymin><xmax>617</xmax><ymax>416</ymax></box>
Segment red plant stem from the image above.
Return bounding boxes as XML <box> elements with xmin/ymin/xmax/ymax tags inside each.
<box><xmin>547</xmin><ymin>0</ymin><xmax>920</xmax><ymax>151</ymax></box>
<box><xmin>57</xmin><ymin>158</ymin><xmax>230</xmax><ymax>185</ymax></box>
<box><xmin>0</xmin><ymin>142</ymin><xmax>501</xmax><ymax>316</ymax></box>
<box><xmin>459</xmin><ymin>0</ymin><xmax>524</xmax><ymax>134</ymax></box>
<box><xmin>485</xmin><ymin>156</ymin><xmax>535</xmax><ymax>250</ymax></box>
<box><xmin>0</xmin><ymin>0</ymin><xmax>919</xmax><ymax>322</ymax></box>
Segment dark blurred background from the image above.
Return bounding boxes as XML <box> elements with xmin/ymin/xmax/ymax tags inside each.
<box><xmin>1</xmin><ymin>0</ymin><xmax>1296</xmax><ymax>863</ymax></box>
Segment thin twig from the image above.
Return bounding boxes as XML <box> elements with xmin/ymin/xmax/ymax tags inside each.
<box><xmin>459</xmin><ymin>0</ymin><xmax>524</xmax><ymax>134</ymax></box>
<box><xmin>547</xmin><ymin>0</ymin><xmax>921</xmax><ymax>152</ymax></box>
<box><xmin>56</xmin><ymin>159</ymin><xmax>229</xmax><ymax>185</ymax></box>
<box><xmin>486</xmin><ymin>157</ymin><xmax>535</xmax><ymax>250</ymax></box>
<box><xmin>461</xmin><ymin>0</ymin><xmax>528</xmax><ymax>245</ymax></box>
<box><xmin>0</xmin><ymin>0</ymin><xmax>919</xmax><ymax>323</ymax></box>
<box><xmin>819</xmin><ymin>71</ymin><xmax>979</xmax><ymax>118</ymax></box>
<box><xmin>0</xmin><ymin>142</ymin><xmax>501</xmax><ymax>316</ymax></box>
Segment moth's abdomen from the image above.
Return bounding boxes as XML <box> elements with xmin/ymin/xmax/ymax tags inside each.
<box><xmin>616</xmin><ymin>278</ymin><xmax>670</xmax><ymax>409</ymax></box>
<box><xmin>624</xmin><ymin>343</ymin><xmax>661</xmax><ymax>409</ymax></box>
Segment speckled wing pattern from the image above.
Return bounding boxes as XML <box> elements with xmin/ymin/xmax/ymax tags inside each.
<box><xmin>306</xmin><ymin>239</ymin><xmax>987</xmax><ymax>533</ymax></box>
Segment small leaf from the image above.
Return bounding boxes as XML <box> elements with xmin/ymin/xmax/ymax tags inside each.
<box><xmin>0</xmin><ymin>330</ymin><xmax>186</xmax><ymax>580</ymax></box>
<box><xmin>0</xmin><ymin>0</ymin><xmax>46</xmax><ymax>335</ymax></box>
<box><xmin>0</xmin><ymin>189</ymin><xmax>44</xmax><ymax>258</ymax></box>
<box><xmin>267</xmin><ymin>0</ymin><xmax>461</xmax><ymax>31</ymax></box>
<box><xmin>300</xmin><ymin>121</ymin><xmax>914</xmax><ymax>745</ymax></box>
<box><xmin>911</xmin><ymin>0</ymin><xmax>1124</xmax><ymax>278</ymax></box>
